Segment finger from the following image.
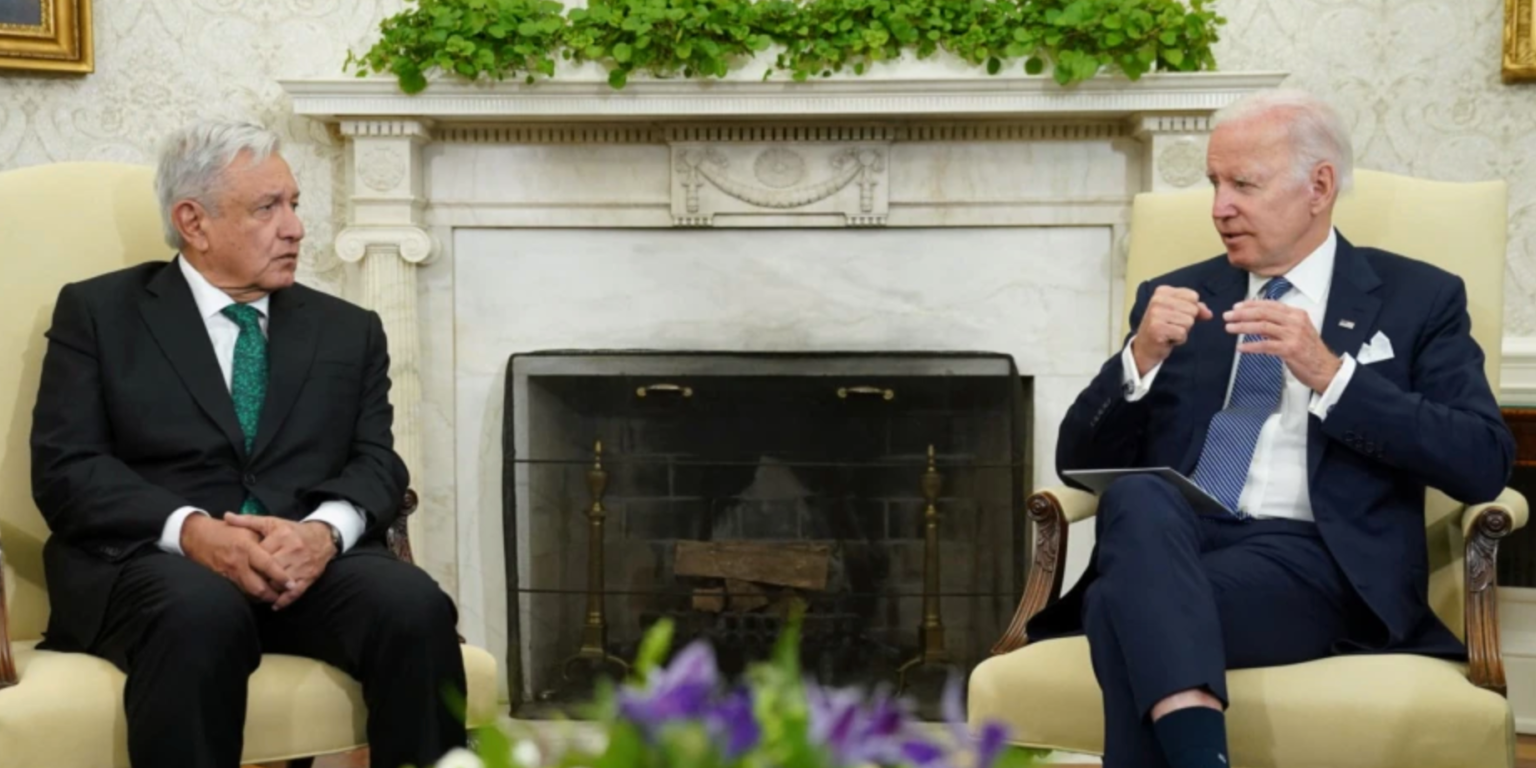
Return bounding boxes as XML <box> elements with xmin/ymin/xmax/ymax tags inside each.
<box><xmin>1196</xmin><ymin>301</ymin><xmax>1213</xmax><ymax>320</ymax></box>
<box><xmin>1157</xmin><ymin>325</ymin><xmax>1189</xmax><ymax>346</ymax></box>
<box><xmin>273</xmin><ymin>580</ymin><xmax>310</xmax><ymax>611</ymax></box>
<box><xmin>1155</xmin><ymin>285</ymin><xmax>1201</xmax><ymax>303</ymax></box>
<box><xmin>1161</xmin><ymin>311</ymin><xmax>1197</xmax><ymax>331</ymax></box>
<box><xmin>247</xmin><ymin>546</ymin><xmax>297</xmax><ymax>592</ymax></box>
<box><xmin>224</xmin><ymin>514</ymin><xmax>274</xmax><ymax>533</ymax></box>
<box><xmin>236</xmin><ymin>568</ymin><xmax>280</xmax><ymax>603</ymax></box>
<box><xmin>1229</xmin><ymin>301</ymin><xmax>1302</xmax><ymax>322</ymax></box>
<box><xmin>1237</xmin><ymin>339</ymin><xmax>1285</xmax><ymax>356</ymax></box>
<box><xmin>259</xmin><ymin>534</ymin><xmax>290</xmax><ymax>555</ymax></box>
<box><xmin>1226</xmin><ymin>321</ymin><xmax>1286</xmax><ymax>338</ymax></box>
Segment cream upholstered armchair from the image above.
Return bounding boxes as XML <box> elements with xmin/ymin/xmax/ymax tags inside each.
<box><xmin>968</xmin><ymin>169</ymin><xmax>1531</xmax><ymax>768</ymax></box>
<box><xmin>0</xmin><ymin>162</ymin><xmax>500</xmax><ymax>767</ymax></box>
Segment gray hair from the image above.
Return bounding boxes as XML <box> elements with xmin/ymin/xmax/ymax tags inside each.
<box><xmin>155</xmin><ymin>119</ymin><xmax>282</xmax><ymax>250</ymax></box>
<box><xmin>1212</xmin><ymin>88</ymin><xmax>1354</xmax><ymax>194</ymax></box>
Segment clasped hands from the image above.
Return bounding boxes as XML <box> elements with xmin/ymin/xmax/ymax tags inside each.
<box><xmin>1129</xmin><ymin>285</ymin><xmax>1342</xmax><ymax>392</ymax></box>
<box><xmin>181</xmin><ymin>512</ymin><xmax>336</xmax><ymax>610</ymax></box>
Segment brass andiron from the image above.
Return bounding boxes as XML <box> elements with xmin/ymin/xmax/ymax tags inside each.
<box><xmin>897</xmin><ymin>444</ymin><xmax>952</xmax><ymax>692</ymax></box>
<box><xmin>561</xmin><ymin>439</ymin><xmax>630</xmax><ymax>680</ymax></box>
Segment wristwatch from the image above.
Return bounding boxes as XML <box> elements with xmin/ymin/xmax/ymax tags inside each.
<box><xmin>318</xmin><ymin>520</ymin><xmax>343</xmax><ymax>554</ymax></box>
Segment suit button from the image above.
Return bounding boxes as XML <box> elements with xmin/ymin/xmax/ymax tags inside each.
<box><xmin>244</xmin><ymin>473</ymin><xmax>257</xmax><ymax>487</ymax></box>
<box><xmin>101</xmin><ymin>546</ymin><xmax>120</xmax><ymax>558</ymax></box>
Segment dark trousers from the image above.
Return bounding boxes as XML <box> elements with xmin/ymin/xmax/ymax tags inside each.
<box><xmin>83</xmin><ymin>548</ymin><xmax>467</xmax><ymax>768</ymax></box>
<box><xmin>1085</xmin><ymin>475</ymin><xmax>1367</xmax><ymax>768</ymax></box>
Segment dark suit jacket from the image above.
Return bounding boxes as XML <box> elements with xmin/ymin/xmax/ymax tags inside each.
<box><xmin>1028</xmin><ymin>233</ymin><xmax>1515</xmax><ymax>654</ymax></box>
<box><xmin>30</xmin><ymin>259</ymin><xmax>409</xmax><ymax>649</ymax></box>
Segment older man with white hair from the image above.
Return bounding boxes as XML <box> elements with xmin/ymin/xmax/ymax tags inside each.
<box><xmin>1025</xmin><ymin>89</ymin><xmax>1515</xmax><ymax>767</ymax></box>
<box><xmin>29</xmin><ymin>120</ymin><xmax>466</xmax><ymax>768</ymax></box>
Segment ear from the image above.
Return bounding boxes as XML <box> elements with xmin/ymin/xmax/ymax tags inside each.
<box><xmin>1310</xmin><ymin>162</ymin><xmax>1337</xmax><ymax>215</ymax></box>
<box><xmin>172</xmin><ymin>199</ymin><xmax>210</xmax><ymax>252</ymax></box>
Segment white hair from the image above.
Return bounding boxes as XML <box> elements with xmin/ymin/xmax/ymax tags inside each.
<box><xmin>155</xmin><ymin>119</ymin><xmax>282</xmax><ymax>250</ymax></box>
<box><xmin>1212</xmin><ymin>88</ymin><xmax>1354</xmax><ymax>194</ymax></box>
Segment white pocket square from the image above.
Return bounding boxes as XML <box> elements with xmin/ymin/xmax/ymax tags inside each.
<box><xmin>1357</xmin><ymin>331</ymin><xmax>1395</xmax><ymax>364</ymax></box>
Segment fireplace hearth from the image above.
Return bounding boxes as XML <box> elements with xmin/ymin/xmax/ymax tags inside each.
<box><xmin>503</xmin><ymin>352</ymin><xmax>1031</xmax><ymax>717</ymax></box>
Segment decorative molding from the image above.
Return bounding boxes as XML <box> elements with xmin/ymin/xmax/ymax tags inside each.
<box><xmin>339</xmin><ymin>119</ymin><xmax>435</xmax><ymax>140</ymax></box>
<box><xmin>281</xmin><ymin>72</ymin><xmax>1289</xmax><ymax>123</ymax></box>
<box><xmin>1132</xmin><ymin>114</ymin><xmax>1214</xmax><ymax>136</ymax></box>
<box><xmin>359</xmin><ymin>144</ymin><xmax>409</xmax><ymax>193</ymax></box>
<box><xmin>430</xmin><ymin>121</ymin><xmax>1131</xmax><ymax>144</ymax></box>
<box><xmin>670</xmin><ymin>142</ymin><xmax>890</xmax><ymax>226</ymax></box>
<box><xmin>903</xmin><ymin>122</ymin><xmax>1128</xmax><ymax>141</ymax></box>
<box><xmin>437</xmin><ymin>125</ymin><xmax>661</xmax><ymax>144</ymax></box>
<box><xmin>668</xmin><ymin>124</ymin><xmax>901</xmax><ymax>142</ymax></box>
<box><xmin>1503</xmin><ymin>336</ymin><xmax>1536</xmax><ymax>404</ymax></box>
<box><xmin>335</xmin><ymin>225</ymin><xmax>436</xmax><ymax>265</ymax></box>
<box><xmin>1156</xmin><ymin>137</ymin><xmax>1207</xmax><ymax>188</ymax></box>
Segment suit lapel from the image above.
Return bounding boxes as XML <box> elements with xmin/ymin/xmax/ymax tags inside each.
<box><xmin>250</xmin><ymin>286</ymin><xmax>317</xmax><ymax>461</ymax></box>
<box><xmin>1309</xmin><ymin>234</ymin><xmax>1383</xmax><ymax>482</ymax></box>
<box><xmin>138</xmin><ymin>262</ymin><xmax>248</xmax><ymax>458</ymax></box>
<box><xmin>1176</xmin><ymin>263</ymin><xmax>1249</xmax><ymax>473</ymax></box>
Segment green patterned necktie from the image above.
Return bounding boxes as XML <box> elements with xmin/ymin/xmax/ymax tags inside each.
<box><xmin>222</xmin><ymin>303</ymin><xmax>268</xmax><ymax>515</ymax></box>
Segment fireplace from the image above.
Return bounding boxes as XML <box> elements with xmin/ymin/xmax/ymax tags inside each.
<box><xmin>504</xmin><ymin>352</ymin><xmax>1029</xmax><ymax>715</ymax></box>
<box><xmin>283</xmin><ymin>71</ymin><xmax>1283</xmax><ymax>717</ymax></box>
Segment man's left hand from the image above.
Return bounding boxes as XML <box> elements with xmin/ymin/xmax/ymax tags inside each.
<box><xmin>223</xmin><ymin>514</ymin><xmax>337</xmax><ymax>610</ymax></box>
<box><xmin>1224</xmin><ymin>300</ymin><xmax>1342</xmax><ymax>393</ymax></box>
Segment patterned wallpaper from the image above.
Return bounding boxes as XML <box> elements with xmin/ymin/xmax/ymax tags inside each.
<box><xmin>1213</xmin><ymin>0</ymin><xmax>1536</xmax><ymax>334</ymax></box>
<box><xmin>0</xmin><ymin>0</ymin><xmax>1531</xmax><ymax>331</ymax></box>
<box><xmin>0</xmin><ymin>0</ymin><xmax>406</xmax><ymax>297</ymax></box>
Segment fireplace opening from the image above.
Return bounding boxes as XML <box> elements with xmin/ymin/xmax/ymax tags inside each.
<box><xmin>502</xmin><ymin>351</ymin><xmax>1031</xmax><ymax>717</ymax></box>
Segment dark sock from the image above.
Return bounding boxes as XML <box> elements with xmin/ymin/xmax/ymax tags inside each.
<box><xmin>1153</xmin><ymin>706</ymin><xmax>1229</xmax><ymax>768</ymax></box>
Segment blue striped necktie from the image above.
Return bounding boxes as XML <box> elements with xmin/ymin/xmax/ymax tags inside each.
<box><xmin>1190</xmin><ymin>276</ymin><xmax>1293</xmax><ymax>517</ymax></box>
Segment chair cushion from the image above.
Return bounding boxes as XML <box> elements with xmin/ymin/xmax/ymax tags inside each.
<box><xmin>0</xmin><ymin>640</ymin><xmax>500</xmax><ymax>767</ymax></box>
<box><xmin>968</xmin><ymin>637</ymin><xmax>1514</xmax><ymax>768</ymax></box>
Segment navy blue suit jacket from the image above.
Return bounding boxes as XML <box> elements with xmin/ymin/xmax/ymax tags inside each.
<box><xmin>1028</xmin><ymin>232</ymin><xmax>1515</xmax><ymax>654</ymax></box>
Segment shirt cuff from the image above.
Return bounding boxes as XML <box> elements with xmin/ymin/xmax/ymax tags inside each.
<box><xmin>304</xmin><ymin>500</ymin><xmax>367</xmax><ymax>553</ymax></box>
<box><xmin>1120</xmin><ymin>335</ymin><xmax>1163</xmax><ymax>402</ymax></box>
<box><xmin>158</xmin><ymin>506</ymin><xmax>209</xmax><ymax>556</ymax></box>
<box><xmin>1308</xmin><ymin>352</ymin><xmax>1357</xmax><ymax>421</ymax></box>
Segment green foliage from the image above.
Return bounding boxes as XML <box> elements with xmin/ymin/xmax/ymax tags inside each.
<box><xmin>348</xmin><ymin>0</ymin><xmax>1224</xmax><ymax>91</ymax></box>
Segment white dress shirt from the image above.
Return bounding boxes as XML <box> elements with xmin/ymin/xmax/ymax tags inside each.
<box><xmin>1120</xmin><ymin>229</ymin><xmax>1358</xmax><ymax>521</ymax></box>
<box><xmin>157</xmin><ymin>256</ymin><xmax>366</xmax><ymax>555</ymax></box>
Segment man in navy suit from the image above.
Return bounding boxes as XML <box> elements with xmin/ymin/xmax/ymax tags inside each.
<box><xmin>1025</xmin><ymin>89</ymin><xmax>1515</xmax><ymax>768</ymax></box>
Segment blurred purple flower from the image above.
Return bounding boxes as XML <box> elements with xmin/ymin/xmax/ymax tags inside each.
<box><xmin>618</xmin><ymin>640</ymin><xmax>719</xmax><ymax>730</ymax></box>
<box><xmin>807</xmin><ymin>683</ymin><xmax>923</xmax><ymax>767</ymax></box>
<box><xmin>938</xmin><ymin>674</ymin><xmax>1009</xmax><ymax>768</ymax></box>
<box><xmin>708</xmin><ymin>687</ymin><xmax>760</xmax><ymax>758</ymax></box>
<box><xmin>616</xmin><ymin>640</ymin><xmax>761</xmax><ymax>758</ymax></box>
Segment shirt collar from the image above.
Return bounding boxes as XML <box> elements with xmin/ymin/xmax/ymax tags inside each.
<box><xmin>1248</xmin><ymin>227</ymin><xmax>1336</xmax><ymax>303</ymax></box>
<box><xmin>177</xmin><ymin>254</ymin><xmax>270</xmax><ymax>320</ymax></box>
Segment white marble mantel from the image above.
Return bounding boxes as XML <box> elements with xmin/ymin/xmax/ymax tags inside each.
<box><xmin>283</xmin><ymin>71</ymin><xmax>1287</xmax><ymax>122</ymax></box>
<box><xmin>281</xmin><ymin>71</ymin><xmax>1285</xmax><ymax>687</ymax></box>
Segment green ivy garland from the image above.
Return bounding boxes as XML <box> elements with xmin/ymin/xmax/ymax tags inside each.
<box><xmin>345</xmin><ymin>0</ymin><xmax>1225</xmax><ymax>93</ymax></box>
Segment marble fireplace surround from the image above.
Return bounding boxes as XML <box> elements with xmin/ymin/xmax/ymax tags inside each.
<box><xmin>282</xmin><ymin>71</ymin><xmax>1288</xmax><ymax>684</ymax></box>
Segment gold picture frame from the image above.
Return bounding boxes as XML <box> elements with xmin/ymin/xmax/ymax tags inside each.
<box><xmin>1506</xmin><ymin>0</ymin><xmax>1536</xmax><ymax>82</ymax></box>
<box><xmin>0</xmin><ymin>0</ymin><xmax>92</xmax><ymax>74</ymax></box>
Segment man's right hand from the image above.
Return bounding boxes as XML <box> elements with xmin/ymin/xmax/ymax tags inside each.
<box><xmin>1130</xmin><ymin>286</ymin><xmax>1213</xmax><ymax>376</ymax></box>
<box><xmin>180</xmin><ymin>513</ymin><xmax>295</xmax><ymax>602</ymax></box>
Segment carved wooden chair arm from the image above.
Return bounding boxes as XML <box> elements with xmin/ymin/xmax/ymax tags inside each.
<box><xmin>387</xmin><ymin>488</ymin><xmax>419</xmax><ymax>566</ymax></box>
<box><xmin>991</xmin><ymin>486</ymin><xmax>1099</xmax><ymax>655</ymax></box>
<box><xmin>0</xmin><ymin>541</ymin><xmax>14</xmax><ymax>690</ymax></box>
<box><xmin>1462</xmin><ymin>486</ymin><xmax>1530</xmax><ymax>696</ymax></box>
